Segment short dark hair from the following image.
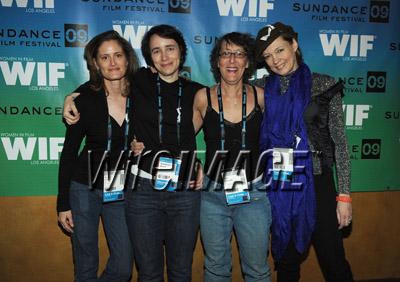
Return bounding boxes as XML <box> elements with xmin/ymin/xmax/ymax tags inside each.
<box><xmin>84</xmin><ymin>30</ymin><xmax>139</xmax><ymax>96</ymax></box>
<box><xmin>210</xmin><ymin>32</ymin><xmax>256</xmax><ymax>83</ymax></box>
<box><xmin>141</xmin><ymin>24</ymin><xmax>187</xmax><ymax>70</ymax></box>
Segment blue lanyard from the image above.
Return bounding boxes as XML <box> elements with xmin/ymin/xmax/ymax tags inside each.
<box><xmin>107</xmin><ymin>97</ymin><xmax>130</xmax><ymax>152</ymax></box>
<box><xmin>156</xmin><ymin>75</ymin><xmax>183</xmax><ymax>146</ymax></box>
<box><xmin>216</xmin><ymin>84</ymin><xmax>247</xmax><ymax>151</ymax></box>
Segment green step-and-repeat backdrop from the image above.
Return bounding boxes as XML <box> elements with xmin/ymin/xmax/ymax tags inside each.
<box><xmin>0</xmin><ymin>0</ymin><xmax>399</xmax><ymax>196</ymax></box>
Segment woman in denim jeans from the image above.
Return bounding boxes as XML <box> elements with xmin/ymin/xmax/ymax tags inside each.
<box><xmin>63</xmin><ymin>25</ymin><xmax>204</xmax><ymax>282</ymax></box>
<box><xmin>124</xmin><ymin>25</ymin><xmax>204</xmax><ymax>282</ymax></box>
<box><xmin>192</xmin><ymin>32</ymin><xmax>272</xmax><ymax>282</ymax></box>
<box><xmin>57</xmin><ymin>30</ymin><xmax>138</xmax><ymax>281</ymax></box>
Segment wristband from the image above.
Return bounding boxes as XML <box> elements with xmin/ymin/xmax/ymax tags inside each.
<box><xmin>336</xmin><ymin>195</ymin><xmax>352</xmax><ymax>203</ymax></box>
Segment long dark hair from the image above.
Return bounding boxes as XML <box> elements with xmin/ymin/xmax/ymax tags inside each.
<box><xmin>84</xmin><ymin>30</ymin><xmax>139</xmax><ymax>96</ymax></box>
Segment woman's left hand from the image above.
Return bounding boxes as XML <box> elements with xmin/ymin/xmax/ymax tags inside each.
<box><xmin>130</xmin><ymin>138</ymin><xmax>145</xmax><ymax>156</ymax></box>
<box><xmin>336</xmin><ymin>195</ymin><xmax>353</xmax><ymax>229</ymax></box>
<box><xmin>189</xmin><ymin>162</ymin><xmax>204</xmax><ymax>190</ymax></box>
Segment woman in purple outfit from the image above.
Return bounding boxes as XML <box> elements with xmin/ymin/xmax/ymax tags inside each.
<box><xmin>255</xmin><ymin>22</ymin><xmax>354</xmax><ymax>282</ymax></box>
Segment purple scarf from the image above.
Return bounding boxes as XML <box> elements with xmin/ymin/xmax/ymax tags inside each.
<box><xmin>260</xmin><ymin>63</ymin><xmax>316</xmax><ymax>261</ymax></box>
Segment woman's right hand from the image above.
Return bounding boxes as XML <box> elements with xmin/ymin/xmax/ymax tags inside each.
<box><xmin>58</xmin><ymin>210</ymin><xmax>74</xmax><ymax>233</ymax></box>
<box><xmin>130</xmin><ymin>138</ymin><xmax>145</xmax><ymax>156</ymax></box>
<box><xmin>63</xmin><ymin>93</ymin><xmax>81</xmax><ymax>125</ymax></box>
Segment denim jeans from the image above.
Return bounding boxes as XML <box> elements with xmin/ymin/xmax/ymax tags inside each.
<box><xmin>69</xmin><ymin>181</ymin><xmax>133</xmax><ymax>282</ymax></box>
<box><xmin>125</xmin><ymin>177</ymin><xmax>201</xmax><ymax>282</ymax></box>
<box><xmin>200</xmin><ymin>176</ymin><xmax>272</xmax><ymax>282</ymax></box>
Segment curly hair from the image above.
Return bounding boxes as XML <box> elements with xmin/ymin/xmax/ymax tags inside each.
<box><xmin>84</xmin><ymin>30</ymin><xmax>139</xmax><ymax>96</ymax></box>
<box><xmin>210</xmin><ymin>32</ymin><xmax>256</xmax><ymax>83</ymax></box>
<box><xmin>141</xmin><ymin>24</ymin><xmax>187</xmax><ymax>70</ymax></box>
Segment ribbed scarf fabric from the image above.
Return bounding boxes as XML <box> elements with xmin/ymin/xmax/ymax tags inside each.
<box><xmin>260</xmin><ymin>63</ymin><xmax>316</xmax><ymax>261</ymax></box>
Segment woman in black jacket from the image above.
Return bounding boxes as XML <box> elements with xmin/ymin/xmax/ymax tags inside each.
<box><xmin>57</xmin><ymin>30</ymin><xmax>138</xmax><ymax>281</ymax></box>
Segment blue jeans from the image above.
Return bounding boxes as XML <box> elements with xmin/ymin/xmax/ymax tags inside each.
<box><xmin>69</xmin><ymin>181</ymin><xmax>133</xmax><ymax>282</ymax></box>
<box><xmin>125</xmin><ymin>177</ymin><xmax>201</xmax><ymax>282</ymax></box>
<box><xmin>200</xmin><ymin>176</ymin><xmax>272</xmax><ymax>282</ymax></box>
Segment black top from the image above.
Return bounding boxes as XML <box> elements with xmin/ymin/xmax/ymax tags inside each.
<box><xmin>57</xmin><ymin>87</ymin><xmax>129</xmax><ymax>212</ymax></box>
<box><xmin>132</xmin><ymin>68</ymin><xmax>204</xmax><ymax>179</ymax></box>
<box><xmin>203</xmin><ymin>86</ymin><xmax>264</xmax><ymax>183</ymax></box>
<box><xmin>303</xmin><ymin>81</ymin><xmax>343</xmax><ymax>168</ymax></box>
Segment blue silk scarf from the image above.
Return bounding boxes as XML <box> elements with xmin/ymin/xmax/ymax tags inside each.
<box><xmin>260</xmin><ymin>63</ymin><xmax>316</xmax><ymax>261</ymax></box>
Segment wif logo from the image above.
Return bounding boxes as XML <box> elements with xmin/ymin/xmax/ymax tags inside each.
<box><xmin>1</xmin><ymin>137</ymin><xmax>63</xmax><ymax>161</ymax></box>
<box><xmin>0</xmin><ymin>0</ymin><xmax>54</xmax><ymax>8</ymax></box>
<box><xmin>320</xmin><ymin>33</ymin><xmax>374</xmax><ymax>60</ymax></box>
<box><xmin>0</xmin><ymin>61</ymin><xmax>65</xmax><ymax>87</ymax></box>
<box><xmin>1</xmin><ymin>0</ymin><xmax>55</xmax><ymax>13</ymax></box>
<box><xmin>342</xmin><ymin>104</ymin><xmax>371</xmax><ymax>129</ymax></box>
<box><xmin>113</xmin><ymin>25</ymin><xmax>152</xmax><ymax>49</ymax></box>
<box><xmin>216</xmin><ymin>0</ymin><xmax>274</xmax><ymax>18</ymax></box>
